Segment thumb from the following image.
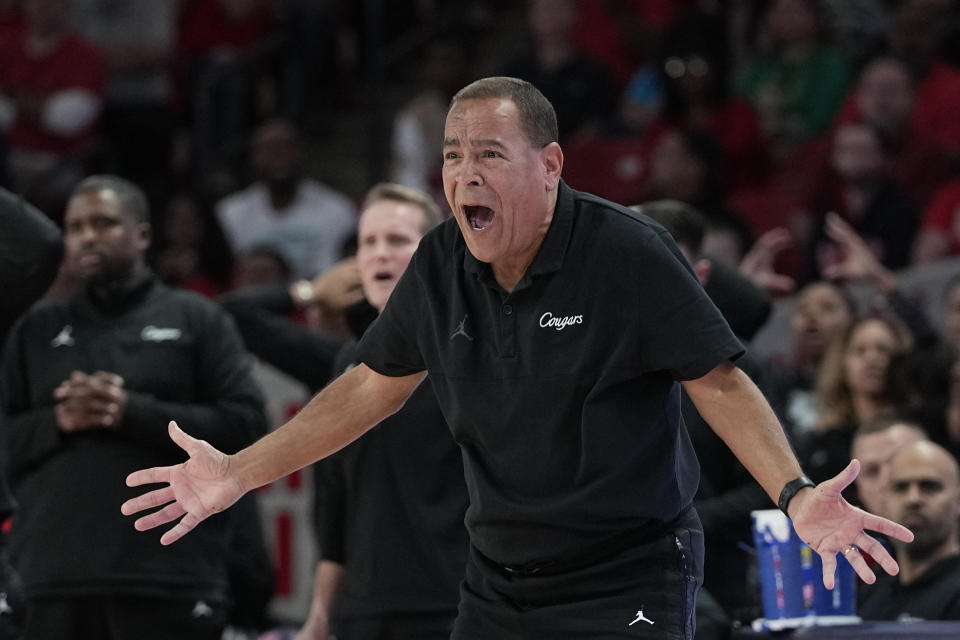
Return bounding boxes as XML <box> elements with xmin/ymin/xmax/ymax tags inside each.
<box><xmin>168</xmin><ymin>420</ymin><xmax>200</xmax><ymax>454</ymax></box>
<box><xmin>822</xmin><ymin>459</ymin><xmax>860</xmax><ymax>495</ymax></box>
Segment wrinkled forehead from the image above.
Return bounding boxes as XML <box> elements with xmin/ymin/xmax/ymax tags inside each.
<box><xmin>444</xmin><ymin>98</ymin><xmax>525</xmax><ymax>141</ymax></box>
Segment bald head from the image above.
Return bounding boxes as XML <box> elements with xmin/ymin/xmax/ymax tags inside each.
<box><xmin>886</xmin><ymin>441</ymin><xmax>960</xmax><ymax>561</ymax></box>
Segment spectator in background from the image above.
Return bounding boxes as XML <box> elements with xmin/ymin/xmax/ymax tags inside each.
<box><xmin>70</xmin><ymin>0</ymin><xmax>178</xmax><ymax>203</ymax></box>
<box><xmin>804</xmin><ymin>121</ymin><xmax>920</xmax><ymax>282</ymax></box>
<box><xmin>850</xmin><ymin>418</ymin><xmax>927</xmax><ymax>515</ymax></box>
<box><xmin>391</xmin><ymin>36</ymin><xmax>470</xmax><ymax>207</ymax></box>
<box><xmin>830</xmin><ymin>56</ymin><xmax>954</xmax><ymax>212</ymax></box>
<box><xmin>735</xmin><ymin>0</ymin><xmax>852</xmax><ymax>164</ymax></box>
<box><xmin>799</xmin><ymin>313</ymin><xmax>914</xmax><ymax>486</ymax></box>
<box><xmin>656</xmin><ymin>9</ymin><xmax>770</xmax><ymax>191</ymax></box>
<box><xmin>778</xmin><ymin>279</ymin><xmax>856</xmax><ymax>435</ymax></box>
<box><xmin>503</xmin><ymin>0</ymin><xmax>616</xmax><ymax>142</ymax></box>
<box><xmin>154</xmin><ymin>192</ymin><xmax>234</xmax><ymax>297</ymax></box>
<box><xmin>1</xmin><ymin>175</ymin><xmax>267</xmax><ymax>639</ymax></box>
<box><xmin>216</xmin><ymin>118</ymin><xmax>357</xmax><ymax>280</ymax></box>
<box><xmin>858</xmin><ymin>441</ymin><xmax>960</xmax><ymax>621</ymax></box>
<box><xmin>0</xmin><ymin>0</ymin><xmax>105</xmax><ymax>217</ymax></box>
<box><xmin>177</xmin><ymin>0</ymin><xmax>273</xmax><ymax>186</ymax></box>
<box><xmin>885</xmin><ymin>0</ymin><xmax>960</xmax><ymax>157</ymax></box>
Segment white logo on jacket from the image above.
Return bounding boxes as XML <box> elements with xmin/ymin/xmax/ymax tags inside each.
<box><xmin>50</xmin><ymin>325</ymin><xmax>74</xmax><ymax>347</ymax></box>
<box><xmin>538</xmin><ymin>312</ymin><xmax>584</xmax><ymax>331</ymax></box>
<box><xmin>141</xmin><ymin>326</ymin><xmax>182</xmax><ymax>342</ymax></box>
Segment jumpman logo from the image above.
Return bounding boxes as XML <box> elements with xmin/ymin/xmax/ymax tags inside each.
<box><xmin>50</xmin><ymin>325</ymin><xmax>74</xmax><ymax>348</ymax></box>
<box><xmin>450</xmin><ymin>314</ymin><xmax>473</xmax><ymax>342</ymax></box>
<box><xmin>629</xmin><ymin>607</ymin><xmax>654</xmax><ymax>626</ymax></box>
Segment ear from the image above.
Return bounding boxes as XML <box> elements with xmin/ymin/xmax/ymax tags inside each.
<box><xmin>135</xmin><ymin>222</ymin><xmax>152</xmax><ymax>252</ymax></box>
<box><xmin>541</xmin><ymin>142</ymin><xmax>563</xmax><ymax>190</ymax></box>
<box><xmin>694</xmin><ymin>258</ymin><xmax>712</xmax><ymax>284</ymax></box>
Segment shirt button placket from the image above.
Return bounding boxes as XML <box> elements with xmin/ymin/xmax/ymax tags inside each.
<box><xmin>500</xmin><ymin>303</ymin><xmax>516</xmax><ymax>358</ymax></box>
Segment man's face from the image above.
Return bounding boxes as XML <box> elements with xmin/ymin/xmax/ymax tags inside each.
<box><xmin>852</xmin><ymin>425</ymin><xmax>926</xmax><ymax>515</ymax></box>
<box><xmin>356</xmin><ymin>199</ymin><xmax>424</xmax><ymax>312</ymax></box>
<box><xmin>442</xmin><ymin>97</ymin><xmax>561</xmax><ymax>270</ymax></box>
<box><xmin>64</xmin><ymin>189</ymin><xmax>149</xmax><ymax>285</ymax></box>
<box><xmin>887</xmin><ymin>444</ymin><xmax>960</xmax><ymax>554</ymax></box>
<box><xmin>252</xmin><ymin>122</ymin><xmax>302</xmax><ymax>186</ymax></box>
<box><xmin>858</xmin><ymin>60</ymin><xmax>914</xmax><ymax>134</ymax></box>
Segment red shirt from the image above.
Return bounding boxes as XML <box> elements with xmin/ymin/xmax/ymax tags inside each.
<box><xmin>921</xmin><ymin>178</ymin><xmax>960</xmax><ymax>254</ymax></box>
<box><xmin>0</xmin><ymin>26</ymin><xmax>105</xmax><ymax>153</ymax></box>
<box><xmin>178</xmin><ymin>0</ymin><xmax>270</xmax><ymax>56</ymax></box>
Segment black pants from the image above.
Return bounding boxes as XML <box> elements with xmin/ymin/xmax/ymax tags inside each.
<box><xmin>332</xmin><ymin>610</ymin><xmax>457</xmax><ymax>640</ymax></box>
<box><xmin>452</xmin><ymin>510</ymin><xmax>703</xmax><ymax>639</ymax></box>
<box><xmin>24</xmin><ymin>595</ymin><xmax>226</xmax><ymax>640</ymax></box>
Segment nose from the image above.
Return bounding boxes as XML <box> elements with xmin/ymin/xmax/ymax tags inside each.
<box><xmin>458</xmin><ymin>155</ymin><xmax>484</xmax><ymax>187</ymax></box>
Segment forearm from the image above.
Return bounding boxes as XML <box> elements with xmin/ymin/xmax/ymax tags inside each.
<box><xmin>683</xmin><ymin>362</ymin><xmax>804</xmax><ymax>504</ymax></box>
<box><xmin>231</xmin><ymin>365</ymin><xmax>424</xmax><ymax>491</ymax></box>
<box><xmin>305</xmin><ymin>560</ymin><xmax>344</xmax><ymax>627</ymax></box>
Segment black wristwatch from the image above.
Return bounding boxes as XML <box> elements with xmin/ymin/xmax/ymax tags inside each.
<box><xmin>778</xmin><ymin>476</ymin><xmax>816</xmax><ymax>516</ymax></box>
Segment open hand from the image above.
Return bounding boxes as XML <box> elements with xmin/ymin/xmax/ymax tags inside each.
<box><xmin>121</xmin><ymin>421</ymin><xmax>246</xmax><ymax>545</ymax></box>
<box><xmin>789</xmin><ymin>460</ymin><xmax>914</xmax><ymax>588</ymax></box>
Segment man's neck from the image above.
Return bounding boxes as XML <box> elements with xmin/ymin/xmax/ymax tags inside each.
<box><xmin>899</xmin><ymin>542</ymin><xmax>959</xmax><ymax>584</ymax></box>
<box><xmin>267</xmin><ymin>181</ymin><xmax>299</xmax><ymax>212</ymax></box>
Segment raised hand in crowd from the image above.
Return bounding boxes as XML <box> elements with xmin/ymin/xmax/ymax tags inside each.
<box><xmin>821</xmin><ymin>212</ymin><xmax>896</xmax><ymax>294</ymax></box>
<box><xmin>739</xmin><ymin>226</ymin><xmax>796</xmax><ymax>294</ymax></box>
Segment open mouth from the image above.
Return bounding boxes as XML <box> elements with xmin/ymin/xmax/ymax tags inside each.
<box><xmin>374</xmin><ymin>271</ymin><xmax>393</xmax><ymax>281</ymax></box>
<box><xmin>464</xmin><ymin>205</ymin><xmax>495</xmax><ymax>231</ymax></box>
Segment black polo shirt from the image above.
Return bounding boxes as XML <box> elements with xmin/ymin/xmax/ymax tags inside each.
<box><xmin>356</xmin><ymin>180</ymin><xmax>743</xmax><ymax>566</ymax></box>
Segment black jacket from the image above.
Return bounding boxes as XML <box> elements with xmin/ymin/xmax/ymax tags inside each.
<box><xmin>2</xmin><ymin>274</ymin><xmax>267</xmax><ymax>601</ymax></box>
<box><xmin>0</xmin><ymin>187</ymin><xmax>63</xmax><ymax>519</ymax></box>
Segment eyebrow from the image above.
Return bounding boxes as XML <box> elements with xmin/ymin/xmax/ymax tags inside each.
<box><xmin>443</xmin><ymin>137</ymin><xmax>507</xmax><ymax>149</ymax></box>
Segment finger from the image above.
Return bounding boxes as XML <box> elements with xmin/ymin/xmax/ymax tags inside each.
<box><xmin>160</xmin><ymin>512</ymin><xmax>202</xmax><ymax>546</ymax></box>
<box><xmin>70</xmin><ymin>370</ymin><xmax>88</xmax><ymax>383</ymax></box>
<box><xmin>841</xmin><ymin>546</ymin><xmax>877</xmax><ymax>585</ymax></box>
<box><xmin>820</xmin><ymin>459</ymin><xmax>860</xmax><ymax>494</ymax></box>
<box><xmin>820</xmin><ymin>550</ymin><xmax>838</xmax><ymax>589</ymax></box>
<box><xmin>94</xmin><ymin>371</ymin><xmax>124</xmax><ymax>387</ymax></box>
<box><xmin>861</xmin><ymin>511</ymin><xmax>914</xmax><ymax>543</ymax></box>
<box><xmin>855</xmin><ymin>533</ymin><xmax>900</xmax><ymax>577</ymax></box>
<box><xmin>134</xmin><ymin>501</ymin><xmax>187</xmax><ymax>531</ymax></box>
<box><xmin>126</xmin><ymin>465</ymin><xmax>174</xmax><ymax>488</ymax></box>
<box><xmin>767</xmin><ymin>275</ymin><xmax>796</xmax><ymax>294</ymax></box>
<box><xmin>121</xmin><ymin>486</ymin><xmax>175</xmax><ymax>515</ymax></box>
<box><xmin>168</xmin><ymin>421</ymin><xmax>204</xmax><ymax>455</ymax></box>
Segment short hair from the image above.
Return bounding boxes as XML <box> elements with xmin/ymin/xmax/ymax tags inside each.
<box><xmin>450</xmin><ymin>76</ymin><xmax>558</xmax><ymax>149</ymax></box>
<box><xmin>854</xmin><ymin>415</ymin><xmax>926</xmax><ymax>440</ymax></box>
<box><xmin>71</xmin><ymin>175</ymin><xmax>150</xmax><ymax>223</ymax></box>
<box><xmin>363</xmin><ymin>182</ymin><xmax>444</xmax><ymax>233</ymax></box>
<box><xmin>633</xmin><ymin>200</ymin><xmax>707</xmax><ymax>256</ymax></box>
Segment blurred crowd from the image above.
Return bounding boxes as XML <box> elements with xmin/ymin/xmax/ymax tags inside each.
<box><xmin>5</xmin><ymin>0</ymin><xmax>960</xmax><ymax>638</ymax></box>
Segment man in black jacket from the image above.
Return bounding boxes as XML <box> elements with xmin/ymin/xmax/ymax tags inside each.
<box><xmin>1</xmin><ymin>175</ymin><xmax>267</xmax><ymax>640</ymax></box>
<box><xmin>0</xmin><ymin>186</ymin><xmax>63</xmax><ymax>639</ymax></box>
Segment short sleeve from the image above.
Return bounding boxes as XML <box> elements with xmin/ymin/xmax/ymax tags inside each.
<box><xmin>635</xmin><ymin>230</ymin><xmax>744</xmax><ymax>380</ymax></box>
<box><xmin>355</xmin><ymin>250</ymin><xmax>427</xmax><ymax>377</ymax></box>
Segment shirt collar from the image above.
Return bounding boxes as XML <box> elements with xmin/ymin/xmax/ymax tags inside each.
<box><xmin>462</xmin><ymin>179</ymin><xmax>576</xmax><ymax>288</ymax></box>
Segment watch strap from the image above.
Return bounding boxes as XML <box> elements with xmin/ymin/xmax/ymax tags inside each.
<box><xmin>778</xmin><ymin>476</ymin><xmax>816</xmax><ymax>516</ymax></box>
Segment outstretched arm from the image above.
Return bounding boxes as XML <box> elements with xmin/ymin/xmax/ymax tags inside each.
<box><xmin>122</xmin><ymin>364</ymin><xmax>426</xmax><ymax>544</ymax></box>
<box><xmin>683</xmin><ymin>361</ymin><xmax>913</xmax><ymax>588</ymax></box>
